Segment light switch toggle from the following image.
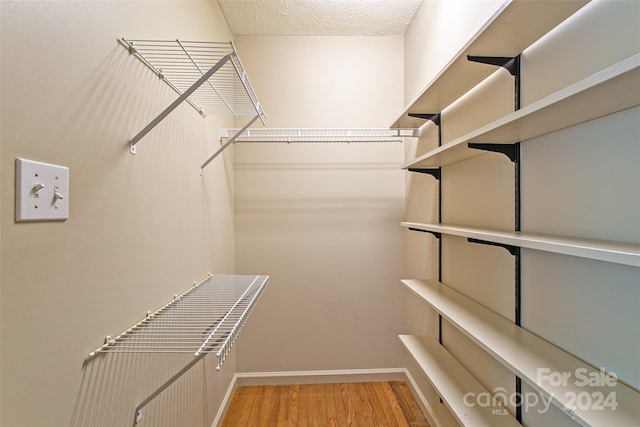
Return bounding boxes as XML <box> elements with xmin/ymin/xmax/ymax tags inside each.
<box><xmin>53</xmin><ymin>187</ymin><xmax>64</xmax><ymax>201</ymax></box>
<box><xmin>32</xmin><ymin>183</ymin><xmax>45</xmax><ymax>198</ymax></box>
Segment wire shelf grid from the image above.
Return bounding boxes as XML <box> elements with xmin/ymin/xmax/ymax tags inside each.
<box><xmin>121</xmin><ymin>39</ymin><xmax>264</xmax><ymax>120</ymax></box>
<box><xmin>90</xmin><ymin>274</ymin><xmax>268</xmax><ymax>369</ymax></box>
<box><xmin>222</xmin><ymin>127</ymin><xmax>420</xmax><ymax>143</ymax></box>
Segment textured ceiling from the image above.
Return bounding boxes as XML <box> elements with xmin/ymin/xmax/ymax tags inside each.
<box><xmin>218</xmin><ymin>0</ymin><xmax>424</xmax><ymax>36</ymax></box>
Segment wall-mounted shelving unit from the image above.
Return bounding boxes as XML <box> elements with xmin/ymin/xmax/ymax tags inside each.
<box><xmin>401</xmin><ymin>280</ymin><xmax>639</xmax><ymax>427</ymax></box>
<box><xmin>120</xmin><ymin>39</ymin><xmax>265</xmax><ymax>172</ymax></box>
<box><xmin>400</xmin><ymin>334</ymin><xmax>520</xmax><ymax>427</ymax></box>
<box><xmin>397</xmin><ymin>1</ymin><xmax>640</xmax><ymax>426</ymax></box>
<box><xmin>90</xmin><ymin>274</ymin><xmax>268</xmax><ymax>364</ymax></box>
<box><xmin>391</xmin><ymin>0</ymin><xmax>589</xmax><ymax>129</ymax></box>
<box><xmin>89</xmin><ymin>274</ymin><xmax>269</xmax><ymax>424</ymax></box>
<box><xmin>403</xmin><ymin>54</ymin><xmax>640</xmax><ymax>169</ymax></box>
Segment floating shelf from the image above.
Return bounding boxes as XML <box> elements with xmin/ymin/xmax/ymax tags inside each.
<box><xmin>90</xmin><ymin>274</ymin><xmax>268</xmax><ymax>367</ymax></box>
<box><xmin>221</xmin><ymin>127</ymin><xmax>420</xmax><ymax>144</ymax></box>
<box><xmin>403</xmin><ymin>53</ymin><xmax>640</xmax><ymax>168</ymax></box>
<box><xmin>401</xmin><ymin>222</ymin><xmax>640</xmax><ymax>267</ymax></box>
<box><xmin>400</xmin><ymin>335</ymin><xmax>520</xmax><ymax>427</ymax></box>
<box><xmin>400</xmin><ymin>279</ymin><xmax>640</xmax><ymax>427</ymax></box>
<box><xmin>391</xmin><ymin>0</ymin><xmax>588</xmax><ymax>128</ymax></box>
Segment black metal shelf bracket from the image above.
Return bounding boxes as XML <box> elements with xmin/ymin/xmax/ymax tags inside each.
<box><xmin>467</xmin><ymin>238</ymin><xmax>520</xmax><ymax>257</ymax></box>
<box><xmin>467</xmin><ymin>142</ymin><xmax>519</xmax><ymax>162</ymax></box>
<box><xmin>468</xmin><ymin>55</ymin><xmax>521</xmax><ymax>114</ymax></box>
<box><xmin>409</xmin><ymin>112</ymin><xmax>442</xmax><ymax>146</ymax></box>
<box><xmin>467</xmin><ymin>55</ymin><xmax>519</xmax><ymax>76</ymax></box>
<box><xmin>408</xmin><ymin>228</ymin><xmax>441</xmax><ymax>239</ymax></box>
<box><xmin>408</xmin><ymin>112</ymin><xmax>441</xmax><ymax>125</ymax></box>
<box><xmin>408</xmin><ymin>168</ymin><xmax>441</xmax><ymax>180</ymax></box>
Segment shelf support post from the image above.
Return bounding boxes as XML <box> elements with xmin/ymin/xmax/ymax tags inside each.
<box><xmin>129</xmin><ymin>53</ymin><xmax>233</xmax><ymax>154</ymax></box>
<box><xmin>468</xmin><ymin>236</ymin><xmax>523</xmax><ymax>420</ymax></box>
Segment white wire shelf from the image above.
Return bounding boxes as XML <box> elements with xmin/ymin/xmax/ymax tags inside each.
<box><xmin>120</xmin><ymin>39</ymin><xmax>266</xmax><ymax>169</ymax></box>
<box><xmin>221</xmin><ymin>127</ymin><xmax>421</xmax><ymax>143</ymax></box>
<box><xmin>90</xmin><ymin>274</ymin><xmax>268</xmax><ymax>369</ymax></box>
<box><xmin>121</xmin><ymin>39</ymin><xmax>263</xmax><ymax>120</ymax></box>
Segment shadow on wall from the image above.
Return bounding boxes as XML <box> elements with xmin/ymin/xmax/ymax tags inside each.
<box><xmin>70</xmin><ymin>351</ymin><xmax>225</xmax><ymax>427</ymax></box>
<box><xmin>41</xmin><ymin>42</ymin><xmax>210</xmax><ymax>175</ymax></box>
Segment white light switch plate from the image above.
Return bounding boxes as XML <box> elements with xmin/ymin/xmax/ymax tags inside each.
<box><xmin>16</xmin><ymin>158</ymin><xmax>69</xmax><ymax>221</ymax></box>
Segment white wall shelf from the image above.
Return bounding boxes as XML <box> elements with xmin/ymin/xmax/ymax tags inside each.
<box><xmin>401</xmin><ymin>222</ymin><xmax>640</xmax><ymax>267</ymax></box>
<box><xmin>400</xmin><ymin>279</ymin><xmax>640</xmax><ymax>427</ymax></box>
<box><xmin>391</xmin><ymin>0</ymin><xmax>588</xmax><ymax>129</ymax></box>
<box><xmin>400</xmin><ymin>334</ymin><xmax>520</xmax><ymax>427</ymax></box>
<box><xmin>403</xmin><ymin>53</ymin><xmax>640</xmax><ymax>168</ymax></box>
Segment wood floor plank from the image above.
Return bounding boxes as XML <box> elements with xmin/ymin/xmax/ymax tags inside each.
<box><xmin>369</xmin><ymin>381</ymin><xmax>399</xmax><ymax>426</ymax></box>
<box><xmin>308</xmin><ymin>383</ymin><xmax>325</xmax><ymax>427</ymax></box>
<box><xmin>331</xmin><ymin>383</ymin><xmax>349</xmax><ymax>427</ymax></box>
<box><xmin>391</xmin><ymin>381</ymin><xmax>429</xmax><ymax>427</ymax></box>
<box><xmin>255</xmin><ymin>385</ymin><xmax>279</xmax><ymax>426</ymax></box>
<box><xmin>222</xmin><ymin>381</ymin><xmax>429</xmax><ymax>427</ymax></box>
<box><xmin>364</xmin><ymin>381</ymin><xmax>390</xmax><ymax>427</ymax></box>
<box><xmin>288</xmin><ymin>383</ymin><xmax>301</xmax><ymax>425</ymax></box>
<box><xmin>380</xmin><ymin>381</ymin><xmax>412</xmax><ymax>427</ymax></box>
<box><xmin>323</xmin><ymin>383</ymin><xmax>339</xmax><ymax>427</ymax></box>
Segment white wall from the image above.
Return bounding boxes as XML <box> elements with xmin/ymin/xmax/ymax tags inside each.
<box><xmin>232</xmin><ymin>35</ymin><xmax>409</xmax><ymax>373</ymax></box>
<box><xmin>402</xmin><ymin>0</ymin><xmax>640</xmax><ymax>425</ymax></box>
<box><xmin>1</xmin><ymin>2</ymin><xmax>238</xmax><ymax>426</ymax></box>
<box><xmin>403</xmin><ymin>0</ymin><xmax>504</xmax><ymax>108</ymax></box>
<box><xmin>519</xmin><ymin>0</ymin><xmax>640</xmax><ymax>394</ymax></box>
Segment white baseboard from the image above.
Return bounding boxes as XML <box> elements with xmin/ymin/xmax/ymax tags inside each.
<box><xmin>212</xmin><ymin>368</ymin><xmax>440</xmax><ymax>427</ymax></box>
<box><xmin>235</xmin><ymin>367</ymin><xmax>407</xmax><ymax>386</ymax></box>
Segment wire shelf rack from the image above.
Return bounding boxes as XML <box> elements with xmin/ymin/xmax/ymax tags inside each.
<box><xmin>120</xmin><ymin>38</ymin><xmax>266</xmax><ymax>167</ymax></box>
<box><xmin>90</xmin><ymin>274</ymin><xmax>268</xmax><ymax>369</ymax></box>
<box><xmin>121</xmin><ymin>39</ymin><xmax>263</xmax><ymax>120</ymax></box>
<box><xmin>221</xmin><ymin>127</ymin><xmax>421</xmax><ymax>143</ymax></box>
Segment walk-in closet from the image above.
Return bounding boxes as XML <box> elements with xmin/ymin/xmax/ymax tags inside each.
<box><xmin>1</xmin><ymin>1</ymin><xmax>638</xmax><ymax>426</ymax></box>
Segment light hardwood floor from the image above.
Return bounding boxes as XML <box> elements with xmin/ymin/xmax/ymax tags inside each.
<box><xmin>221</xmin><ymin>381</ymin><xmax>430</xmax><ymax>426</ymax></box>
